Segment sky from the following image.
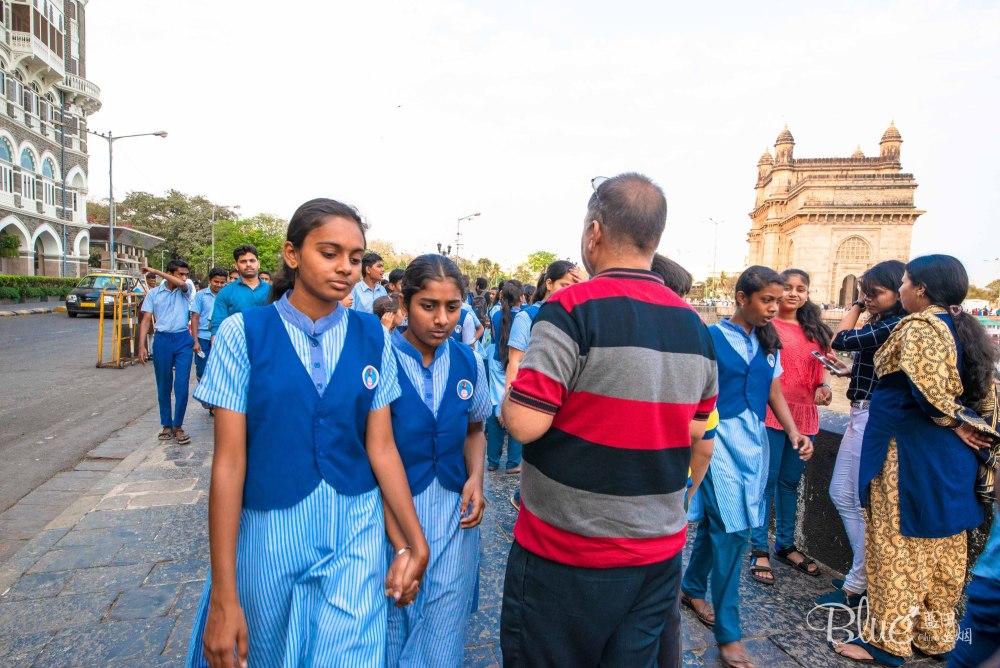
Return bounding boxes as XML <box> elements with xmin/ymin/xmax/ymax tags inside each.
<box><xmin>85</xmin><ymin>1</ymin><xmax>1000</xmax><ymax>283</ymax></box>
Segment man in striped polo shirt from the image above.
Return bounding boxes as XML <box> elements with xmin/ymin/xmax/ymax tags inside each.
<box><xmin>500</xmin><ymin>173</ymin><xmax>718</xmax><ymax>666</ymax></box>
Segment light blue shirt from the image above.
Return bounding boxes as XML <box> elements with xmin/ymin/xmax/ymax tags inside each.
<box><xmin>508</xmin><ymin>309</ymin><xmax>533</xmax><ymax>352</ymax></box>
<box><xmin>391</xmin><ymin>330</ymin><xmax>491</xmax><ymax>421</ymax></box>
<box><xmin>688</xmin><ymin>319</ymin><xmax>782</xmax><ymax>534</ymax></box>
<box><xmin>194</xmin><ymin>292</ymin><xmax>400</xmax><ymax>414</ymax></box>
<box><xmin>189</xmin><ymin>288</ymin><xmax>218</xmax><ymax>338</ymax></box>
<box><xmin>350</xmin><ymin>281</ymin><xmax>388</xmax><ymax>314</ymax></box>
<box><xmin>141</xmin><ymin>282</ymin><xmax>192</xmax><ymax>333</ymax></box>
<box><xmin>973</xmin><ymin>507</ymin><xmax>1000</xmax><ymax>581</ymax></box>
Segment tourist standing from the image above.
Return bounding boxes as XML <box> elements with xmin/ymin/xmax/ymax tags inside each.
<box><xmin>486</xmin><ymin>280</ymin><xmax>523</xmax><ymax>474</ymax></box>
<box><xmin>500</xmin><ymin>173</ymin><xmax>718</xmax><ymax>666</ymax></box>
<box><xmin>211</xmin><ymin>245</ymin><xmax>271</xmax><ymax>336</ymax></box>
<box><xmin>350</xmin><ymin>252</ymin><xmax>387</xmax><ymax>313</ymax></box>
<box><xmin>137</xmin><ymin>261</ymin><xmax>195</xmax><ymax>445</ymax></box>
<box><xmin>681</xmin><ymin>266</ymin><xmax>811</xmax><ymax>668</ymax></box>
<box><xmin>749</xmin><ymin>269</ymin><xmax>832</xmax><ymax>583</ymax></box>
<box><xmin>187</xmin><ymin>198</ymin><xmax>427</xmax><ymax>668</ymax></box>
<box><xmin>190</xmin><ymin>268</ymin><xmax>227</xmax><ymax>384</ymax></box>
<box><xmin>816</xmin><ymin>260</ymin><xmax>906</xmax><ymax>608</ymax></box>
<box><xmin>833</xmin><ymin>254</ymin><xmax>999</xmax><ymax>666</ymax></box>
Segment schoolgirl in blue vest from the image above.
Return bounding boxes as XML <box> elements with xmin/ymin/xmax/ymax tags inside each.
<box><xmin>387</xmin><ymin>254</ymin><xmax>491</xmax><ymax>667</ymax></box>
<box><xmin>680</xmin><ymin>266</ymin><xmax>813</xmax><ymax>668</ymax></box>
<box><xmin>187</xmin><ymin>198</ymin><xmax>429</xmax><ymax>668</ymax></box>
<box><xmin>504</xmin><ymin>260</ymin><xmax>581</xmax><ymax>509</ymax></box>
<box><xmin>486</xmin><ymin>280</ymin><xmax>523</xmax><ymax>472</ymax></box>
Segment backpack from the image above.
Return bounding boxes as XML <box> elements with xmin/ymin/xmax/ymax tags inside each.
<box><xmin>471</xmin><ymin>292</ymin><xmax>490</xmax><ymax>329</ymax></box>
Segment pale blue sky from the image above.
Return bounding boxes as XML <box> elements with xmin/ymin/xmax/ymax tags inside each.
<box><xmin>86</xmin><ymin>1</ymin><xmax>1000</xmax><ymax>283</ymax></box>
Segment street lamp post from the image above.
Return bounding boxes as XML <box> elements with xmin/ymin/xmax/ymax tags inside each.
<box><xmin>455</xmin><ymin>212</ymin><xmax>480</xmax><ymax>259</ymax></box>
<box><xmin>86</xmin><ymin>129</ymin><xmax>167</xmax><ymax>271</ymax></box>
<box><xmin>211</xmin><ymin>204</ymin><xmax>240</xmax><ymax>270</ymax></box>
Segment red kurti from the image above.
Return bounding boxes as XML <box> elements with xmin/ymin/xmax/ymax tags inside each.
<box><xmin>764</xmin><ymin>318</ymin><xmax>825</xmax><ymax>436</ymax></box>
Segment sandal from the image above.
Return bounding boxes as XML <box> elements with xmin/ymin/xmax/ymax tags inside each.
<box><xmin>173</xmin><ymin>429</ymin><xmax>192</xmax><ymax>445</ymax></box>
<box><xmin>157</xmin><ymin>427</ymin><xmax>174</xmax><ymax>441</ymax></box>
<box><xmin>748</xmin><ymin>549</ymin><xmax>775</xmax><ymax>585</ymax></box>
<box><xmin>775</xmin><ymin>544</ymin><xmax>820</xmax><ymax>576</ymax></box>
<box><xmin>680</xmin><ymin>592</ymin><xmax>715</xmax><ymax>627</ymax></box>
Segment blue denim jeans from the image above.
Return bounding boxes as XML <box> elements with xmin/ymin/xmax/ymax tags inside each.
<box><xmin>152</xmin><ymin>330</ymin><xmax>193</xmax><ymax>429</ymax></box>
<box><xmin>194</xmin><ymin>336</ymin><xmax>212</xmax><ymax>379</ymax></box>
<box><xmin>750</xmin><ymin>427</ymin><xmax>808</xmax><ymax>552</ymax></box>
<box><xmin>486</xmin><ymin>415</ymin><xmax>521</xmax><ymax>469</ymax></box>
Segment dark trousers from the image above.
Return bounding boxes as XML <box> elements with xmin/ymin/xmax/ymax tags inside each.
<box><xmin>152</xmin><ymin>330</ymin><xmax>193</xmax><ymax>428</ymax></box>
<box><xmin>501</xmin><ymin>541</ymin><xmax>682</xmax><ymax>667</ymax></box>
<box><xmin>948</xmin><ymin>575</ymin><xmax>1000</xmax><ymax>668</ymax></box>
<box><xmin>194</xmin><ymin>336</ymin><xmax>212</xmax><ymax>379</ymax></box>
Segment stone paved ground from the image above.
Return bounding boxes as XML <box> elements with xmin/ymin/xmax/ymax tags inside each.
<box><xmin>0</xmin><ymin>405</ymin><xmax>945</xmax><ymax>667</ymax></box>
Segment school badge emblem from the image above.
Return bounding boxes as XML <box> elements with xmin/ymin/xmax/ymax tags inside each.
<box><xmin>767</xmin><ymin>353</ymin><xmax>776</xmax><ymax>368</ymax></box>
<box><xmin>362</xmin><ymin>365</ymin><xmax>380</xmax><ymax>390</ymax></box>
<box><xmin>457</xmin><ymin>379</ymin><xmax>474</xmax><ymax>400</ymax></box>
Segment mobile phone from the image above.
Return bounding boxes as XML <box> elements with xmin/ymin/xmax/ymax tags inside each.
<box><xmin>811</xmin><ymin>350</ymin><xmax>851</xmax><ymax>376</ymax></box>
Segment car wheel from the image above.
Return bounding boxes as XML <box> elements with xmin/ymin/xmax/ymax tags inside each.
<box><xmin>67</xmin><ymin>311</ymin><xmax>78</xmax><ymax>318</ymax></box>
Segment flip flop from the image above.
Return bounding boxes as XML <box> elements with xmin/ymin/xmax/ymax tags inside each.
<box><xmin>173</xmin><ymin>429</ymin><xmax>192</xmax><ymax>445</ymax></box>
<box><xmin>775</xmin><ymin>544</ymin><xmax>820</xmax><ymax>576</ymax></box>
<box><xmin>157</xmin><ymin>428</ymin><xmax>174</xmax><ymax>441</ymax></box>
<box><xmin>680</xmin><ymin>592</ymin><xmax>715</xmax><ymax>627</ymax></box>
<box><xmin>748</xmin><ymin>549</ymin><xmax>775</xmax><ymax>585</ymax></box>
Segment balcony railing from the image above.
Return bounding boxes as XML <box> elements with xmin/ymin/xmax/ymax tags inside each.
<box><xmin>9</xmin><ymin>30</ymin><xmax>65</xmax><ymax>77</ymax></box>
<box><xmin>63</xmin><ymin>74</ymin><xmax>100</xmax><ymax>100</ymax></box>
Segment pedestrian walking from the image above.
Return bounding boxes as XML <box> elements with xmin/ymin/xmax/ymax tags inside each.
<box><xmin>486</xmin><ymin>280</ymin><xmax>523</xmax><ymax>474</ymax></box>
<box><xmin>499</xmin><ymin>173</ymin><xmax>718</xmax><ymax>667</ymax></box>
<box><xmin>190</xmin><ymin>268</ymin><xmax>227</xmax><ymax>382</ymax></box>
<box><xmin>210</xmin><ymin>244</ymin><xmax>271</xmax><ymax>337</ymax></box>
<box><xmin>681</xmin><ymin>266</ymin><xmax>812</xmax><ymax>668</ymax></box>
<box><xmin>137</xmin><ymin>261</ymin><xmax>195</xmax><ymax>445</ymax></box>
<box><xmin>385</xmin><ymin>254</ymin><xmax>491</xmax><ymax>667</ymax></box>
<box><xmin>349</xmin><ymin>251</ymin><xmax>387</xmax><ymax>313</ymax></box>
<box><xmin>186</xmin><ymin>198</ymin><xmax>428</xmax><ymax>668</ymax></box>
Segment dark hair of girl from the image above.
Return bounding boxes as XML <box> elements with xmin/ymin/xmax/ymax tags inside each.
<box><xmin>533</xmin><ymin>260</ymin><xmax>576</xmax><ymax>304</ymax></box>
<box><xmin>498</xmin><ymin>280</ymin><xmax>524</xmax><ymax>369</ymax></box>
<box><xmin>858</xmin><ymin>259</ymin><xmax>906</xmax><ymax>323</ymax></box>
<box><xmin>270</xmin><ymin>198</ymin><xmax>368</xmax><ymax>303</ymax></box>
<box><xmin>734</xmin><ymin>265</ymin><xmax>784</xmax><ymax>355</ymax></box>
<box><xmin>906</xmin><ymin>254</ymin><xmax>999</xmax><ymax>406</ymax></box>
<box><xmin>491</xmin><ymin>280</ymin><xmax>506</xmax><ymax>308</ymax></box>
<box><xmin>400</xmin><ymin>254</ymin><xmax>464</xmax><ymax>308</ymax></box>
<box><xmin>651</xmin><ymin>253</ymin><xmax>693</xmax><ymax>297</ymax></box>
<box><xmin>781</xmin><ymin>269</ymin><xmax>833</xmax><ymax>351</ymax></box>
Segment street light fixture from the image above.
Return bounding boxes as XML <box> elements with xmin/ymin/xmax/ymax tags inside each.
<box><xmin>86</xmin><ymin>129</ymin><xmax>168</xmax><ymax>271</ymax></box>
<box><xmin>211</xmin><ymin>204</ymin><xmax>241</xmax><ymax>270</ymax></box>
<box><xmin>455</xmin><ymin>212</ymin><xmax>480</xmax><ymax>259</ymax></box>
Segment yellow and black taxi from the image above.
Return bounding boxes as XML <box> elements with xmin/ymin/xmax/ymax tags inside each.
<box><xmin>65</xmin><ymin>272</ymin><xmax>146</xmax><ymax>317</ymax></box>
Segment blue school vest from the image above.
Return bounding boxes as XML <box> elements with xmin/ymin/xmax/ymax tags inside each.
<box><xmin>242</xmin><ymin>305</ymin><xmax>384</xmax><ymax>509</ymax></box>
<box><xmin>710</xmin><ymin>326</ymin><xmax>773</xmax><ymax>421</ymax></box>
<box><xmin>450</xmin><ymin>306</ymin><xmax>474</xmax><ymax>342</ymax></box>
<box><xmin>390</xmin><ymin>339</ymin><xmax>478</xmax><ymax>495</ymax></box>
<box><xmin>521</xmin><ymin>303</ymin><xmax>541</xmax><ymax>322</ymax></box>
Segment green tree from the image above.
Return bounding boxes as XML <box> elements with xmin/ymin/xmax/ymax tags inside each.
<box><xmin>526</xmin><ymin>250</ymin><xmax>559</xmax><ymax>276</ymax></box>
<box><xmin>189</xmin><ymin>213</ymin><xmax>287</xmax><ymax>275</ymax></box>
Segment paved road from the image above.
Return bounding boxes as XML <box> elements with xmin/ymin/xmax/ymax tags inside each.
<box><xmin>0</xmin><ymin>313</ymin><xmax>159</xmax><ymax>513</ymax></box>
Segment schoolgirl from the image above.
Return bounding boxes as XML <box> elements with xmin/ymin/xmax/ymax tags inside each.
<box><xmin>503</xmin><ymin>262</ymin><xmax>580</xmax><ymax>509</ymax></box>
<box><xmin>487</xmin><ymin>280</ymin><xmax>523</xmax><ymax>473</ymax></box>
<box><xmin>815</xmin><ymin>260</ymin><xmax>906</xmax><ymax>607</ymax></box>
<box><xmin>386</xmin><ymin>254</ymin><xmax>491</xmax><ymax>667</ymax></box>
<box><xmin>187</xmin><ymin>198</ymin><xmax>428</xmax><ymax>668</ymax></box>
<box><xmin>680</xmin><ymin>266</ymin><xmax>813</xmax><ymax>668</ymax></box>
<box><xmin>748</xmin><ymin>269</ymin><xmax>833</xmax><ymax>583</ymax></box>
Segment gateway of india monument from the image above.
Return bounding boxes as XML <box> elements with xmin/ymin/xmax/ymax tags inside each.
<box><xmin>747</xmin><ymin>122</ymin><xmax>923</xmax><ymax>306</ymax></box>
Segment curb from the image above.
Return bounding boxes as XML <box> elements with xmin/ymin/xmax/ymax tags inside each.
<box><xmin>0</xmin><ymin>306</ymin><xmax>63</xmax><ymax>316</ymax></box>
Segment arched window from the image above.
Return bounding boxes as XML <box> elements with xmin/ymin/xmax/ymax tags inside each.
<box><xmin>786</xmin><ymin>241</ymin><xmax>795</xmax><ymax>268</ymax></box>
<box><xmin>42</xmin><ymin>158</ymin><xmax>55</xmax><ymax>179</ymax></box>
<box><xmin>20</xmin><ymin>148</ymin><xmax>35</xmax><ymax>171</ymax></box>
<box><xmin>20</xmin><ymin>149</ymin><xmax>37</xmax><ymax>200</ymax></box>
<box><xmin>0</xmin><ymin>139</ymin><xmax>12</xmax><ymax>193</ymax></box>
<box><xmin>42</xmin><ymin>158</ymin><xmax>57</xmax><ymax>206</ymax></box>
<box><xmin>836</xmin><ymin>236</ymin><xmax>872</xmax><ymax>264</ymax></box>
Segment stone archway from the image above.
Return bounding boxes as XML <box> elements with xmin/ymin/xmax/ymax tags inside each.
<box><xmin>0</xmin><ymin>217</ymin><xmax>32</xmax><ymax>275</ymax></box>
<box><xmin>32</xmin><ymin>225</ymin><xmax>62</xmax><ymax>277</ymax></box>
<box><xmin>839</xmin><ymin>274</ymin><xmax>859</xmax><ymax>306</ymax></box>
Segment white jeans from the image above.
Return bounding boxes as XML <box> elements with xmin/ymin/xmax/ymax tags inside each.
<box><xmin>829</xmin><ymin>406</ymin><xmax>869</xmax><ymax>594</ymax></box>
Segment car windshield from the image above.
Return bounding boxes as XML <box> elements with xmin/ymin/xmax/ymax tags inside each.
<box><xmin>77</xmin><ymin>275</ymin><xmax>122</xmax><ymax>290</ymax></box>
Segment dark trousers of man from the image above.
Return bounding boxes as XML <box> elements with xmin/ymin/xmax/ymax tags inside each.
<box><xmin>152</xmin><ymin>330</ymin><xmax>193</xmax><ymax>429</ymax></box>
<box><xmin>194</xmin><ymin>336</ymin><xmax>212</xmax><ymax>380</ymax></box>
<box><xmin>501</xmin><ymin>541</ymin><xmax>682</xmax><ymax>667</ymax></box>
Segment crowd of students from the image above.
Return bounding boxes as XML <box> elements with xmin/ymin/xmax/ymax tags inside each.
<box><xmin>135</xmin><ymin>178</ymin><xmax>999</xmax><ymax>667</ymax></box>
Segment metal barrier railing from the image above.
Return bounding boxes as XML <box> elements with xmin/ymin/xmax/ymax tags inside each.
<box><xmin>96</xmin><ymin>290</ymin><xmax>143</xmax><ymax>368</ymax></box>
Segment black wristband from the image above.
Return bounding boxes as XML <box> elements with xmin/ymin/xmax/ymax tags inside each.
<box><xmin>852</xmin><ymin>301</ymin><xmax>865</xmax><ymax>309</ymax></box>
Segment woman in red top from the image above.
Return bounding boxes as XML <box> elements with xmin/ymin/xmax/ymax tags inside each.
<box><xmin>749</xmin><ymin>269</ymin><xmax>833</xmax><ymax>584</ymax></box>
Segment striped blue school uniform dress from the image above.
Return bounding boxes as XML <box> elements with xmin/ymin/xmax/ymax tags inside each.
<box><xmin>186</xmin><ymin>292</ymin><xmax>401</xmax><ymax>668</ymax></box>
<box><xmin>387</xmin><ymin>331</ymin><xmax>491</xmax><ymax>667</ymax></box>
<box><xmin>682</xmin><ymin>319</ymin><xmax>781</xmax><ymax>644</ymax></box>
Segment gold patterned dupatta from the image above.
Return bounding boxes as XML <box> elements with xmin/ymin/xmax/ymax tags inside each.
<box><xmin>874</xmin><ymin>305</ymin><xmax>1000</xmax><ymax>504</ymax></box>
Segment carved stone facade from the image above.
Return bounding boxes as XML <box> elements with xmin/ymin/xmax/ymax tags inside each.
<box><xmin>748</xmin><ymin>123</ymin><xmax>923</xmax><ymax>306</ymax></box>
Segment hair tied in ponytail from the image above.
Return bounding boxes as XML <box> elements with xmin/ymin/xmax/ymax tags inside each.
<box><xmin>950</xmin><ymin>305</ymin><xmax>962</xmax><ymax>317</ymax></box>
